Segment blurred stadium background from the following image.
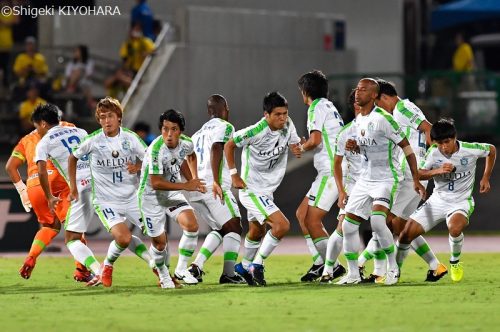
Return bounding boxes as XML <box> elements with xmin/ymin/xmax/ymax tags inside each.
<box><xmin>1</xmin><ymin>0</ymin><xmax>499</xmax><ymax>251</ymax></box>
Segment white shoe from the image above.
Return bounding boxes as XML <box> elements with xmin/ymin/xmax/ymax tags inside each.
<box><xmin>384</xmin><ymin>268</ymin><xmax>400</xmax><ymax>285</ymax></box>
<box><xmin>159</xmin><ymin>275</ymin><xmax>176</xmax><ymax>289</ymax></box>
<box><xmin>174</xmin><ymin>269</ymin><xmax>199</xmax><ymax>285</ymax></box>
<box><xmin>335</xmin><ymin>274</ymin><xmax>361</xmax><ymax>285</ymax></box>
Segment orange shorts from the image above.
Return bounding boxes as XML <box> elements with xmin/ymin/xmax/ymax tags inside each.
<box><xmin>27</xmin><ymin>176</ymin><xmax>70</xmax><ymax>225</ymax></box>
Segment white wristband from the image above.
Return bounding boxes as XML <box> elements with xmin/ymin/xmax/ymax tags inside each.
<box><xmin>14</xmin><ymin>180</ymin><xmax>27</xmax><ymax>193</ymax></box>
<box><xmin>229</xmin><ymin>168</ymin><xmax>238</xmax><ymax>175</ymax></box>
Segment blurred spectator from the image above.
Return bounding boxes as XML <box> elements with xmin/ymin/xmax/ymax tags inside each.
<box><xmin>64</xmin><ymin>44</ymin><xmax>95</xmax><ymax>109</ymax></box>
<box><xmin>19</xmin><ymin>83</ymin><xmax>46</xmax><ymax>133</ymax></box>
<box><xmin>0</xmin><ymin>0</ymin><xmax>19</xmax><ymax>88</ymax></box>
<box><xmin>453</xmin><ymin>33</ymin><xmax>474</xmax><ymax>72</ymax></box>
<box><xmin>131</xmin><ymin>0</ymin><xmax>155</xmax><ymax>41</ymax></box>
<box><xmin>13</xmin><ymin>36</ymin><xmax>49</xmax><ymax>84</ymax></box>
<box><xmin>133</xmin><ymin>121</ymin><xmax>155</xmax><ymax>145</ymax></box>
<box><xmin>105</xmin><ymin>23</ymin><xmax>155</xmax><ymax>98</ymax></box>
<box><xmin>64</xmin><ymin>45</ymin><xmax>93</xmax><ymax>93</ymax></box>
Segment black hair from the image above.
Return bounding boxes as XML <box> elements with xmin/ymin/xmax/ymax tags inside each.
<box><xmin>431</xmin><ymin>118</ymin><xmax>457</xmax><ymax>141</ymax></box>
<box><xmin>133</xmin><ymin>121</ymin><xmax>150</xmax><ymax>133</ymax></box>
<box><xmin>31</xmin><ymin>103</ymin><xmax>60</xmax><ymax>125</ymax></box>
<box><xmin>263</xmin><ymin>91</ymin><xmax>288</xmax><ymax>114</ymax></box>
<box><xmin>298</xmin><ymin>70</ymin><xmax>329</xmax><ymax>100</ymax></box>
<box><xmin>159</xmin><ymin>109</ymin><xmax>185</xmax><ymax>131</ymax></box>
<box><xmin>76</xmin><ymin>45</ymin><xmax>89</xmax><ymax>64</ymax></box>
<box><xmin>376</xmin><ymin>79</ymin><xmax>398</xmax><ymax>98</ymax></box>
<box><xmin>208</xmin><ymin>94</ymin><xmax>227</xmax><ymax>106</ymax></box>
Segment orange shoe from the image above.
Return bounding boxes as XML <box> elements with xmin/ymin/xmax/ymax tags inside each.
<box><xmin>101</xmin><ymin>264</ymin><xmax>113</xmax><ymax>287</ymax></box>
<box><xmin>74</xmin><ymin>266</ymin><xmax>93</xmax><ymax>283</ymax></box>
<box><xmin>19</xmin><ymin>256</ymin><xmax>36</xmax><ymax>279</ymax></box>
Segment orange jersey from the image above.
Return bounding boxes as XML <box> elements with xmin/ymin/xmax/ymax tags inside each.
<box><xmin>11</xmin><ymin>121</ymin><xmax>75</xmax><ymax>188</ymax></box>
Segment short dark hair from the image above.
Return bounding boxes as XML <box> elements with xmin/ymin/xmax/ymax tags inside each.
<box><xmin>31</xmin><ymin>103</ymin><xmax>60</xmax><ymax>125</ymax></box>
<box><xmin>263</xmin><ymin>91</ymin><xmax>288</xmax><ymax>114</ymax></box>
<box><xmin>159</xmin><ymin>109</ymin><xmax>185</xmax><ymax>131</ymax></box>
<box><xmin>298</xmin><ymin>70</ymin><xmax>329</xmax><ymax>100</ymax></box>
<box><xmin>376</xmin><ymin>79</ymin><xmax>398</xmax><ymax>98</ymax></box>
<box><xmin>133</xmin><ymin>121</ymin><xmax>150</xmax><ymax>133</ymax></box>
<box><xmin>208</xmin><ymin>94</ymin><xmax>227</xmax><ymax>106</ymax></box>
<box><xmin>431</xmin><ymin>118</ymin><xmax>457</xmax><ymax>141</ymax></box>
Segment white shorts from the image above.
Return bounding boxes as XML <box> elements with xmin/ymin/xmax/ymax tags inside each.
<box><xmin>344</xmin><ymin>178</ymin><xmax>398</xmax><ymax>220</ymax></box>
<box><xmin>239</xmin><ymin>190</ymin><xmax>280</xmax><ymax>225</ymax></box>
<box><xmin>189</xmin><ymin>190</ymin><xmax>240</xmax><ymax>231</ymax></box>
<box><xmin>409</xmin><ymin>193</ymin><xmax>474</xmax><ymax>232</ymax></box>
<box><xmin>140</xmin><ymin>192</ymin><xmax>193</xmax><ymax>237</ymax></box>
<box><xmin>65</xmin><ymin>186</ymin><xmax>95</xmax><ymax>233</ymax></box>
<box><xmin>307</xmin><ymin>175</ymin><xmax>339</xmax><ymax>212</ymax></box>
<box><xmin>94</xmin><ymin>197</ymin><xmax>143</xmax><ymax>232</ymax></box>
<box><xmin>391</xmin><ymin>180</ymin><xmax>428</xmax><ymax>220</ymax></box>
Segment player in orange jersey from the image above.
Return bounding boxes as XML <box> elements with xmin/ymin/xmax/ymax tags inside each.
<box><xmin>5</xmin><ymin>121</ymin><xmax>92</xmax><ymax>281</ymax></box>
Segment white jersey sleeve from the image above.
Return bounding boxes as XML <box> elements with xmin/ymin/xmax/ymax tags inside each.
<box><xmin>233</xmin><ymin>118</ymin><xmax>266</xmax><ymax>148</ymax></box>
<box><xmin>378</xmin><ymin>109</ymin><xmax>405</xmax><ymax>145</ymax></box>
<box><xmin>124</xmin><ymin>128</ymin><xmax>147</xmax><ymax>161</ymax></box>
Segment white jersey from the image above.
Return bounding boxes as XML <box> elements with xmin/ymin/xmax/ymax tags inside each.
<box><xmin>35</xmin><ymin>125</ymin><xmax>90</xmax><ymax>182</ymax></box>
<box><xmin>355</xmin><ymin>107</ymin><xmax>405</xmax><ymax>182</ymax></box>
<box><xmin>335</xmin><ymin>120</ymin><xmax>362</xmax><ymax>183</ymax></box>
<box><xmin>421</xmin><ymin>141</ymin><xmax>491</xmax><ymax>201</ymax></box>
<box><xmin>72</xmin><ymin>127</ymin><xmax>146</xmax><ymax>202</ymax></box>
<box><xmin>393</xmin><ymin>99</ymin><xmax>427</xmax><ymax>181</ymax></box>
<box><xmin>191</xmin><ymin>118</ymin><xmax>234</xmax><ymax>191</ymax></box>
<box><xmin>139</xmin><ymin>134</ymin><xmax>194</xmax><ymax>201</ymax></box>
<box><xmin>307</xmin><ymin>98</ymin><xmax>344</xmax><ymax>176</ymax></box>
<box><xmin>233</xmin><ymin>117</ymin><xmax>300</xmax><ymax>194</ymax></box>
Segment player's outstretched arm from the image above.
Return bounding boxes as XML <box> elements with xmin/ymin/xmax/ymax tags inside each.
<box><xmin>211</xmin><ymin>142</ymin><xmax>225</xmax><ymax>201</ymax></box>
<box><xmin>180</xmin><ymin>159</ymin><xmax>193</xmax><ymax>181</ymax></box>
<box><xmin>333</xmin><ymin>155</ymin><xmax>347</xmax><ymax>209</ymax></box>
<box><xmin>37</xmin><ymin>160</ymin><xmax>60</xmax><ymax>213</ymax></box>
<box><xmin>224</xmin><ymin>139</ymin><xmax>246</xmax><ymax>189</ymax></box>
<box><xmin>150</xmin><ymin>174</ymin><xmax>206</xmax><ymax>193</ymax></box>
<box><xmin>300</xmin><ymin>131</ymin><xmax>322</xmax><ymax>152</ymax></box>
<box><xmin>398</xmin><ymin>138</ymin><xmax>426</xmax><ymax>199</ymax></box>
<box><xmin>6</xmin><ymin>155</ymin><xmax>31</xmax><ymax>212</ymax></box>
<box><xmin>68</xmin><ymin>154</ymin><xmax>79</xmax><ymax>201</ymax></box>
<box><xmin>186</xmin><ymin>152</ymin><xmax>199</xmax><ymax>179</ymax></box>
<box><xmin>480</xmin><ymin>145</ymin><xmax>496</xmax><ymax>193</ymax></box>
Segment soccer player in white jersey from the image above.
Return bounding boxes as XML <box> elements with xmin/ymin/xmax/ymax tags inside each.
<box><xmin>294</xmin><ymin>70</ymin><xmax>346</xmax><ymax>282</ymax></box>
<box><xmin>32</xmin><ymin>104</ymin><xmax>101</xmax><ymax>284</ymax></box>
<box><xmin>359</xmin><ymin>79</ymin><xmax>446</xmax><ymax>282</ymax></box>
<box><xmin>338</xmin><ymin>78</ymin><xmax>426</xmax><ymax>285</ymax></box>
<box><xmin>320</xmin><ymin>90</ymin><xmax>361</xmax><ymax>283</ymax></box>
<box><xmin>225</xmin><ymin>91</ymin><xmax>302</xmax><ymax>286</ymax></box>
<box><xmin>70</xmin><ymin>97</ymin><xmax>154</xmax><ymax>287</ymax></box>
<box><xmin>187</xmin><ymin>95</ymin><xmax>245</xmax><ymax>284</ymax></box>
<box><xmin>138</xmin><ymin>109</ymin><xmax>205</xmax><ymax>286</ymax></box>
<box><xmin>397</xmin><ymin>118</ymin><xmax>496</xmax><ymax>282</ymax></box>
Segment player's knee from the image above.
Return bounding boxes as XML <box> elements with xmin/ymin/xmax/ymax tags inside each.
<box><xmin>400</xmin><ymin>220</ymin><xmax>419</xmax><ymax>243</ymax></box>
<box><xmin>185</xmin><ymin>221</ymin><xmax>199</xmax><ymax>233</ymax></box>
<box><xmin>448</xmin><ymin>225</ymin><xmax>463</xmax><ymax>238</ymax></box>
<box><xmin>221</xmin><ymin>218</ymin><xmax>242</xmax><ymax>235</ymax></box>
<box><xmin>154</xmin><ymin>241</ymin><xmax>166</xmax><ymax>252</ymax></box>
<box><xmin>296</xmin><ymin>207</ymin><xmax>305</xmax><ymax>225</ymax></box>
<box><xmin>115</xmin><ymin>232</ymin><xmax>132</xmax><ymax>248</ymax></box>
<box><xmin>274</xmin><ymin>220</ymin><xmax>290</xmax><ymax>238</ymax></box>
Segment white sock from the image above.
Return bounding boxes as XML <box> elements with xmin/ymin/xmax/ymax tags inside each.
<box><xmin>193</xmin><ymin>231</ymin><xmax>222</xmax><ymax>270</ymax></box>
<box><xmin>128</xmin><ymin>235</ymin><xmax>152</xmax><ymax>264</ymax></box>
<box><xmin>242</xmin><ymin>236</ymin><xmax>261</xmax><ymax>270</ymax></box>
<box><xmin>411</xmin><ymin>236</ymin><xmax>439</xmax><ymax>270</ymax></box>
<box><xmin>342</xmin><ymin>217</ymin><xmax>361</xmax><ymax>278</ymax></box>
<box><xmin>358</xmin><ymin>234</ymin><xmax>376</xmax><ymax>267</ymax></box>
<box><xmin>324</xmin><ymin>230</ymin><xmax>342</xmax><ymax>275</ymax></box>
<box><xmin>396</xmin><ymin>241</ymin><xmax>411</xmax><ymax>268</ymax></box>
<box><xmin>164</xmin><ymin>242</ymin><xmax>170</xmax><ymax>268</ymax></box>
<box><xmin>104</xmin><ymin>240</ymin><xmax>126</xmax><ymax>266</ymax></box>
<box><xmin>223</xmin><ymin>232</ymin><xmax>241</xmax><ymax>276</ymax></box>
<box><xmin>370</xmin><ymin>212</ymin><xmax>397</xmax><ymax>271</ymax></box>
<box><xmin>150</xmin><ymin>245</ymin><xmax>170</xmax><ymax>281</ymax></box>
<box><xmin>449</xmin><ymin>233</ymin><xmax>464</xmax><ymax>262</ymax></box>
<box><xmin>252</xmin><ymin>231</ymin><xmax>280</xmax><ymax>266</ymax></box>
<box><xmin>372</xmin><ymin>235</ymin><xmax>387</xmax><ymax>276</ymax></box>
<box><xmin>176</xmin><ymin>230</ymin><xmax>198</xmax><ymax>272</ymax></box>
<box><xmin>67</xmin><ymin>240</ymin><xmax>101</xmax><ymax>275</ymax></box>
<box><xmin>313</xmin><ymin>236</ymin><xmax>328</xmax><ymax>263</ymax></box>
<box><xmin>305</xmin><ymin>235</ymin><xmax>324</xmax><ymax>265</ymax></box>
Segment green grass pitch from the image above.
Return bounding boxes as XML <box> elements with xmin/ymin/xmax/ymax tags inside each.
<box><xmin>1</xmin><ymin>253</ymin><xmax>499</xmax><ymax>332</ymax></box>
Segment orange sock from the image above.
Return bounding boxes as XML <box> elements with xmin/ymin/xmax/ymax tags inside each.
<box><xmin>75</xmin><ymin>234</ymin><xmax>89</xmax><ymax>270</ymax></box>
<box><xmin>28</xmin><ymin>227</ymin><xmax>59</xmax><ymax>259</ymax></box>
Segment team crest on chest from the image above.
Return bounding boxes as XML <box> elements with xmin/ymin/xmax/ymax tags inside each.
<box><xmin>460</xmin><ymin>157</ymin><xmax>468</xmax><ymax>166</ymax></box>
<box><xmin>122</xmin><ymin>140</ymin><xmax>130</xmax><ymax>151</ymax></box>
<box><xmin>367</xmin><ymin>122</ymin><xmax>375</xmax><ymax>132</ymax></box>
